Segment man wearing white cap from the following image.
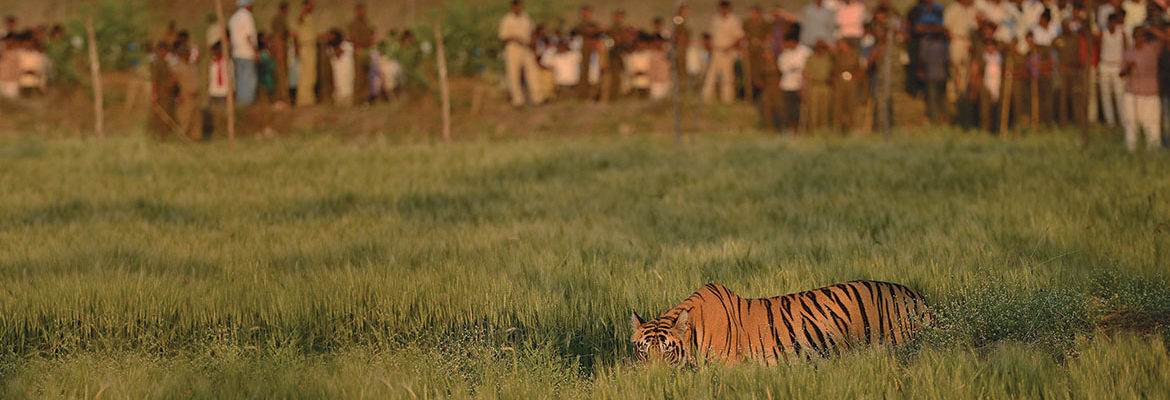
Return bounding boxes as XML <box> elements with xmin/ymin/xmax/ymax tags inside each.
<box><xmin>230</xmin><ymin>0</ymin><xmax>259</xmax><ymax>106</ymax></box>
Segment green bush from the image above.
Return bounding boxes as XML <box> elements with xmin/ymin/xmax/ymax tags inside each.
<box><xmin>415</xmin><ymin>1</ymin><xmax>558</xmax><ymax>76</ymax></box>
<box><xmin>920</xmin><ymin>281</ymin><xmax>1096</xmax><ymax>356</ymax></box>
<box><xmin>1092</xmin><ymin>271</ymin><xmax>1170</xmax><ymax>336</ymax></box>
<box><xmin>64</xmin><ymin>0</ymin><xmax>148</xmax><ymax>71</ymax></box>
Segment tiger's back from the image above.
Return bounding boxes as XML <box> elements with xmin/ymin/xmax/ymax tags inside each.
<box><xmin>649</xmin><ymin>280</ymin><xmax>930</xmax><ymax>365</ymax></box>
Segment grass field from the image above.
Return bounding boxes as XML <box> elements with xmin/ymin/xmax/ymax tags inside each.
<box><xmin>1</xmin><ymin>130</ymin><xmax>1169</xmax><ymax>398</ymax></box>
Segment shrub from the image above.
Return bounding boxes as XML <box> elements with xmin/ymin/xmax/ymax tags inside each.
<box><xmin>64</xmin><ymin>0</ymin><xmax>148</xmax><ymax>71</ymax></box>
<box><xmin>415</xmin><ymin>1</ymin><xmax>558</xmax><ymax>76</ymax></box>
<box><xmin>919</xmin><ymin>281</ymin><xmax>1096</xmax><ymax>356</ymax></box>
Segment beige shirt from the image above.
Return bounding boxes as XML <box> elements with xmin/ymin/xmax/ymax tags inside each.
<box><xmin>499</xmin><ymin>12</ymin><xmax>533</xmax><ymax>48</ymax></box>
<box><xmin>709</xmin><ymin>14</ymin><xmax>744</xmax><ymax>51</ymax></box>
<box><xmin>943</xmin><ymin>3</ymin><xmax>979</xmax><ymax>40</ymax></box>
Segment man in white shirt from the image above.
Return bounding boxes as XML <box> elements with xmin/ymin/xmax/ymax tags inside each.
<box><xmin>541</xmin><ymin>41</ymin><xmax>581</xmax><ymax>93</ymax></box>
<box><xmin>777</xmin><ymin>35</ymin><xmax>811</xmax><ymax>132</ymax></box>
<box><xmin>499</xmin><ymin>0</ymin><xmax>543</xmax><ymax>107</ymax></box>
<box><xmin>977</xmin><ymin>0</ymin><xmax>1017</xmax><ymax>43</ymax></box>
<box><xmin>944</xmin><ymin>0</ymin><xmax>979</xmax><ymax>103</ymax></box>
<box><xmin>1121</xmin><ymin>0</ymin><xmax>1146</xmax><ymax>41</ymax></box>
<box><xmin>1018</xmin><ymin>0</ymin><xmax>1047</xmax><ymax>36</ymax></box>
<box><xmin>205</xmin><ymin>14</ymin><xmax>222</xmax><ymax>49</ymax></box>
<box><xmin>1097</xmin><ymin>0</ymin><xmax>1121</xmax><ymax>31</ymax></box>
<box><xmin>229</xmin><ymin>0</ymin><xmax>259</xmax><ymax>106</ymax></box>
<box><xmin>702</xmin><ymin>1</ymin><xmax>744</xmax><ymax>103</ymax></box>
<box><xmin>204</xmin><ymin>42</ymin><xmax>229</xmax><ymax>139</ymax></box>
<box><xmin>1030</xmin><ymin>10</ymin><xmax>1060</xmax><ymax>46</ymax></box>
<box><xmin>1099</xmin><ymin>13</ymin><xmax>1128</xmax><ymax>127</ymax></box>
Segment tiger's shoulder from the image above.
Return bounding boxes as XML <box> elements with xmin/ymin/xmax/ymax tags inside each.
<box><xmin>676</xmin><ymin>283</ymin><xmax>744</xmax><ymax>305</ymax></box>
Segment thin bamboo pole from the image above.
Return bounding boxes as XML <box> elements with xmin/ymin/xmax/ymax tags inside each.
<box><xmin>214</xmin><ymin>0</ymin><xmax>236</xmax><ymax>148</ymax></box>
<box><xmin>434</xmin><ymin>21</ymin><xmax>451</xmax><ymax>145</ymax></box>
<box><xmin>85</xmin><ymin>16</ymin><xmax>104</xmax><ymax>138</ymax></box>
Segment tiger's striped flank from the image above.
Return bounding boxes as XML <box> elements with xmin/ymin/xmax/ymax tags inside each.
<box><xmin>630</xmin><ymin>281</ymin><xmax>931</xmax><ymax>366</ymax></box>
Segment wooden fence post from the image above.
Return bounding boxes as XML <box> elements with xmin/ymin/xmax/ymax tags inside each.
<box><xmin>85</xmin><ymin>16</ymin><xmax>104</xmax><ymax>138</ymax></box>
<box><xmin>434</xmin><ymin>21</ymin><xmax>452</xmax><ymax>145</ymax></box>
<box><xmin>214</xmin><ymin>0</ymin><xmax>236</xmax><ymax>149</ymax></box>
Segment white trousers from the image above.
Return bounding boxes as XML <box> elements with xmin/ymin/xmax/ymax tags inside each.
<box><xmin>1123</xmin><ymin>93</ymin><xmax>1162</xmax><ymax>152</ymax></box>
<box><xmin>505</xmin><ymin>45</ymin><xmax>543</xmax><ymax>106</ymax></box>
<box><xmin>702</xmin><ymin>50</ymin><xmax>737</xmax><ymax>103</ymax></box>
<box><xmin>1098</xmin><ymin>66</ymin><xmax>1125</xmax><ymax>127</ymax></box>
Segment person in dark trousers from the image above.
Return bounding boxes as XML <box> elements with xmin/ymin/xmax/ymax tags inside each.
<box><xmin>920</xmin><ymin>34</ymin><xmax>949</xmax><ymax>123</ymax></box>
<box><xmin>1055</xmin><ymin>17</ymin><xmax>1090</xmax><ymax>129</ymax></box>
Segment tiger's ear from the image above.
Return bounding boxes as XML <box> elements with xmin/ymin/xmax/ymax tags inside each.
<box><xmin>671</xmin><ymin>310</ymin><xmax>690</xmax><ymax>336</ymax></box>
<box><xmin>630</xmin><ymin>312</ymin><xmax>645</xmax><ymax>332</ymax></box>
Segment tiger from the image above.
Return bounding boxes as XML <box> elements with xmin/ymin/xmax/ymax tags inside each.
<box><xmin>630</xmin><ymin>280</ymin><xmax>930</xmax><ymax>366</ymax></box>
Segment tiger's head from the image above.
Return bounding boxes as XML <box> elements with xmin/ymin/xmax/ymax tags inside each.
<box><xmin>629</xmin><ymin>310</ymin><xmax>690</xmax><ymax>366</ymax></box>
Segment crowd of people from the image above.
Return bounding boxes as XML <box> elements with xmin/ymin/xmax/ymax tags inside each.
<box><xmin>4</xmin><ymin>0</ymin><xmax>1170</xmax><ymax>151</ymax></box>
<box><xmin>0</xmin><ymin>17</ymin><xmax>71</xmax><ymax>100</ymax></box>
<box><xmin>145</xmin><ymin>0</ymin><xmax>423</xmax><ymax>140</ymax></box>
<box><xmin>501</xmin><ymin>0</ymin><xmax>1170</xmax><ymax>151</ymax></box>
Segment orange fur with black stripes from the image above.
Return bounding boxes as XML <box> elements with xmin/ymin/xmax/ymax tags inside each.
<box><xmin>630</xmin><ymin>281</ymin><xmax>930</xmax><ymax>366</ymax></box>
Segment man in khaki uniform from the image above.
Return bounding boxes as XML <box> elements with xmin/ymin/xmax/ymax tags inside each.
<box><xmin>703</xmin><ymin>1</ymin><xmax>744</xmax><ymax>103</ymax></box>
<box><xmin>1054</xmin><ymin>18</ymin><xmax>1089</xmax><ymax>128</ymax></box>
<box><xmin>602</xmin><ymin>9</ymin><xmax>631</xmax><ymax>102</ymax></box>
<box><xmin>831</xmin><ymin>40</ymin><xmax>862</xmax><ymax>132</ymax></box>
<box><xmin>743</xmin><ymin>5</ymin><xmax>771</xmax><ymax>100</ymax></box>
<box><xmin>150</xmin><ymin>42</ymin><xmax>176</xmax><ymax>137</ymax></box>
<box><xmin>805</xmin><ymin>41</ymin><xmax>833</xmax><ymax>130</ymax></box>
<box><xmin>757</xmin><ymin>47</ymin><xmax>784</xmax><ymax>131</ymax></box>
<box><xmin>171</xmin><ymin>41</ymin><xmax>202</xmax><ymax>140</ymax></box>
<box><xmin>572</xmin><ymin>6</ymin><xmax>602</xmax><ymax>100</ymax></box>
<box><xmin>271</xmin><ymin>2</ymin><xmax>291</xmax><ymax>105</ymax></box>
<box><xmin>348</xmin><ymin>3</ymin><xmax>375</xmax><ymax>106</ymax></box>
<box><xmin>295</xmin><ymin>0</ymin><xmax>317</xmax><ymax>106</ymax></box>
<box><xmin>499</xmin><ymin>0</ymin><xmax>543</xmax><ymax>107</ymax></box>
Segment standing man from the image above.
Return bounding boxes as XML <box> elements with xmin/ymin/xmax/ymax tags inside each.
<box><xmin>944</xmin><ymin>0</ymin><xmax>979</xmax><ymax>119</ymax></box>
<box><xmin>703</xmin><ymin>1</ymin><xmax>744</xmax><ymax>103</ymax></box>
<box><xmin>499</xmin><ymin>0</ymin><xmax>543</xmax><ymax>107</ymax></box>
<box><xmin>832</xmin><ymin>39</ymin><xmax>863</xmax><ymax>131</ymax></box>
<box><xmin>1120</xmin><ymin>28</ymin><xmax>1162</xmax><ymax>151</ymax></box>
<box><xmin>348</xmin><ymin>3</ymin><xmax>375</xmax><ymax>106</ymax></box>
<box><xmin>271</xmin><ymin>2</ymin><xmax>292</xmax><ymax>107</ymax></box>
<box><xmin>1098</xmin><ymin>13</ymin><xmax>1128</xmax><ymax>128</ymax></box>
<box><xmin>602</xmin><ymin>9</ymin><xmax>632</xmax><ymax>102</ymax></box>
<box><xmin>572</xmin><ymin>6</ymin><xmax>603</xmax><ymax>100</ymax></box>
<box><xmin>837</xmin><ymin>0</ymin><xmax>868</xmax><ymax>49</ymax></box>
<box><xmin>743</xmin><ymin>6</ymin><xmax>771</xmax><ymax>100</ymax></box>
<box><xmin>205</xmin><ymin>14</ymin><xmax>223</xmax><ymax>49</ymax></box>
<box><xmin>769</xmin><ymin>6</ymin><xmax>795</xmax><ymax>55</ymax></box>
<box><xmin>671</xmin><ymin>5</ymin><xmax>692</xmax><ymax>89</ymax></box>
<box><xmin>777</xmin><ymin>34</ymin><xmax>812</xmax><ymax>133</ymax></box>
<box><xmin>800</xmin><ymin>0</ymin><xmax>838</xmax><ymax>48</ymax></box>
<box><xmin>921</xmin><ymin>30</ymin><xmax>950</xmax><ymax>123</ymax></box>
<box><xmin>295</xmin><ymin>0</ymin><xmax>317</xmax><ymax>106</ymax></box>
<box><xmin>908</xmin><ymin>0</ymin><xmax>945</xmax><ymax>96</ymax></box>
<box><xmin>229</xmin><ymin>0</ymin><xmax>260</xmax><ymax>107</ymax></box>
<box><xmin>975</xmin><ymin>39</ymin><xmax>1005</xmax><ymax>132</ymax></box>
<box><xmin>171</xmin><ymin>40</ymin><xmax>202</xmax><ymax>140</ymax></box>
<box><xmin>805</xmin><ymin>41</ymin><xmax>835</xmax><ymax>130</ymax></box>
<box><xmin>757</xmin><ymin>46</ymin><xmax>784</xmax><ymax>131</ymax></box>
<box><xmin>206</xmin><ymin>42</ymin><xmax>229</xmax><ymax>139</ymax></box>
<box><xmin>1055</xmin><ymin>17</ymin><xmax>1090</xmax><ymax>128</ymax></box>
<box><xmin>150</xmin><ymin>42</ymin><xmax>176</xmax><ymax>136</ymax></box>
<box><xmin>1120</xmin><ymin>0</ymin><xmax>1146</xmax><ymax>41</ymax></box>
